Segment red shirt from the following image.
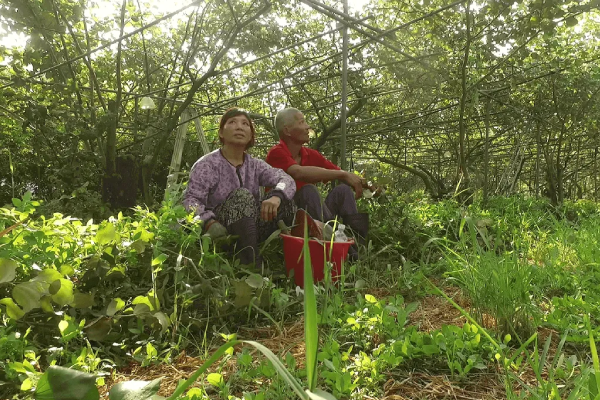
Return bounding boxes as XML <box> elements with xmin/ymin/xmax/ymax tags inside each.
<box><xmin>266</xmin><ymin>140</ymin><xmax>341</xmax><ymax>190</ymax></box>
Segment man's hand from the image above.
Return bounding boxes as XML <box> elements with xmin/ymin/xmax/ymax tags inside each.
<box><xmin>205</xmin><ymin>220</ymin><xmax>228</xmax><ymax>239</ymax></box>
<box><xmin>343</xmin><ymin>172</ymin><xmax>364</xmax><ymax>199</ymax></box>
<box><xmin>261</xmin><ymin>196</ymin><xmax>281</xmax><ymax>221</ymax></box>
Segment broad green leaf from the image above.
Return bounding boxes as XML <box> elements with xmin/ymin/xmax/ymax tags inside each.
<box><xmin>0</xmin><ymin>258</ymin><xmax>17</xmax><ymax>283</ymax></box>
<box><xmin>50</xmin><ymin>279</ymin><xmax>75</xmax><ymax>306</ymax></box>
<box><xmin>365</xmin><ymin>294</ymin><xmax>377</xmax><ymax>304</ymax></box>
<box><xmin>136</xmin><ymin>229</ymin><xmax>154</xmax><ymax>242</ymax></box>
<box><xmin>109</xmin><ymin>378</ymin><xmax>161</xmax><ymax>400</ymax></box>
<box><xmin>34</xmin><ymin>269</ymin><xmax>63</xmax><ymax>284</ymax></box>
<box><xmin>131</xmin><ymin>240</ymin><xmax>146</xmax><ymax>254</ymax></box>
<box><xmin>49</xmin><ymin>280</ymin><xmax>61</xmax><ymax>295</ymax></box>
<box><xmin>106</xmin><ymin>265</ymin><xmax>126</xmax><ymax>279</ymax></box>
<box><xmin>405</xmin><ymin>302</ymin><xmax>419</xmax><ymax>315</ymax></box>
<box><xmin>13</xmin><ymin>281</ymin><xmax>43</xmax><ymax>312</ymax></box>
<box><xmin>35</xmin><ymin>372</ymin><xmax>51</xmax><ymax>399</ymax></box>
<box><xmin>206</xmin><ymin>373</ymin><xmax>223</xmax><ymax>387</ymax></box>
<box><xmin>421</xmin><ymin>345</ymin><xmax>440</xmax><ymax>355</ymax></box>
<box><xmin>41</xmin><ymin>295</ymin><xmax>55</xmax><ymax>313</ymax></box>
<box><xmin>153</xmin><ymin>312</ymin><xmax>170</xmax><ymax>335</ymax></box>
<box><xmin>133</xmin><ymin>303</ymin><xmax>152</xmax><ymax>317</ymax></box>
<box><xmin>72</xmin><ymin>292</ymin><xmax>95</xmax><ymax>309</ymax></box>
<box><xmin>146</xmin><ymin>342</ymin><xmax>157</xmax><ymax>357</ymax></box>
<box><xmin>151</xmin><ymin>254</ymin><xmax>168</xmax><ymax>266</ymax></box>
<box><xmin>96</xmin><ymin>224</ymin><xmax>117</xmax><ymax>245</ymax></box>
<box><xmin>58</xmin><ymin>320</ymin><xmax>69</xmax><ymax>334</ymax></box>
<box><xmin>245</xmin><ymin>273</ymin><xmax>264</xmax><ymax>289</ymax></box>
<box><xmin>148</xmin><ymin>290</ymin><xmax>160</xmax><ymax>310</ymax></box>
<box><xmin>106</xmin><ymin>298</ymin><xmax>125</xmax><ymax>316</ymax></box>
<box><xmin>9</xmin><ymin>360</ymin><xmax>34</xmax><ymax>374</ymax></box>
<box><xmin>59</xmin><ymin>319</ymin><xmax>80</xmax><ymax>342</ymax></box>
<box><xmin>21</xmin><ymin>377</ymin><xmax>33</xmax><ymax>391</ymax></box>
<box><xmin>60</xmin><ymin>264</ymin><xmax>75</xmax><ymax>276</ymax></box>
<box><xmin>132</xmin><ymin>296</ymin><xmax>154</xmax><ymax>311</ymax></box>
<box><xmin>302</xmin><ymin>218</ymin><xmax>318</xmax><ymax>391</ymax></box>
<box><xmin>354</xmin><ymin>279</ymin><xmax>366</xmax><ymax>289</ymax></box>
<box><xmin>35</xmin><ymin>366</ymin><xmax>99</xmax><ymax>400</ymax></box>
<box><xmin>233</xmin><ymin>280</ymin><xmax>253</xmax><ymax>308</ymax></box>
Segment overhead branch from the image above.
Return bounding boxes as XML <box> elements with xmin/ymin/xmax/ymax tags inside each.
<box><xmin>0</xmin><ymin>0</ymin><xmax>206</xmax><ymax>91</ymax></box>
<box><xmin>62</xmin><ymin>10</ymin><xmax>107</xmax><ymax>111</ymax></box>
<box><xmin>313</xmin><ymin>97</ymin><xmax>366</xmax><ymax>150</ymax></box>
<box><xmin>368</xmin><ymin>150</ymin><xmax>446</xmax><ymax>199</ymax></box>
<box><xmin>148</xmin><ymin>2</ymin><xmax>272</xmax><ymax>167</ymax></box>
<box><xmin>299</xmin><ymin>0</ymin><xmax>437</xmax><ymax>75</ymax></box>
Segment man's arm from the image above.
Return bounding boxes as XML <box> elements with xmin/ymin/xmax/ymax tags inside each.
<box><xmin>286</xmin><ymin>164</ymin><xmax>344</xmax><ymax>183</ymax></box>
<box><xmin>287</xmin><ymin>165</ymin><xmax>365</xmax><ymax>198</ymax></box>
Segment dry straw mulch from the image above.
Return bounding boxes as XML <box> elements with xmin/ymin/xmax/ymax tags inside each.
<box><xmin>100</xmin><ymin>285</ymin><xmax>561</xmax><ymax>399</ymax></box>
<box><xmin>382</xmin><ymin>371</ymin><xmax>505</xmax><ymax>400</ymax></box>
<box><xmin>100</xmin><ymin>319</ymin><xmax>308</xmax><ymax>399</ymax></box>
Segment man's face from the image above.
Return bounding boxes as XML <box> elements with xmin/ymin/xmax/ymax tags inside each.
<box><xmin>285</xmin><ymin>112</ymin><xmax>311</xmax><ymax>144</ymax></box>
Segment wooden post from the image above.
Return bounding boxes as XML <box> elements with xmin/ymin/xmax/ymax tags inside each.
<box><xmin>190</xmin><ymin>108</ymin><xmax>210</xmax><ymax>156</ymax></box>
<box><xmin>164</xmin><ymin>110</ymin><xmax>191</xmax><ymax>200</ymax></box>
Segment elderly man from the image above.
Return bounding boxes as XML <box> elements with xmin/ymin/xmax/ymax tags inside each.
<box><xmin>266</xmin><ymin>107</ymin><xmax>369</xmax><ymax>249</ymax></box>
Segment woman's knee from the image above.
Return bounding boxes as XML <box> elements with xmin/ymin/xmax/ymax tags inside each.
<box><xmin>229</xmin><ymin>188</ymin><xmax>254</xmax><ymax>202</ymax></box>
<box><xmin>220</xmin><ymin>189</ymin><xmax>257</xmax><ymax>221</ymax></box>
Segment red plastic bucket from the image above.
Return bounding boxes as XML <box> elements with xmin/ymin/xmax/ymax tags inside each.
<box><xmin>280</xmin><ymin>234</ymin><xmax>354</xmax><ymax>288</ymax></box>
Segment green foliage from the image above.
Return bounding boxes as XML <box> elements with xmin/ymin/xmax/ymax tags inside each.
<box><xmin>109</xmin><ymin>378</ymin><xmax>162</xmax><ymax>400</ymax></box>
<box><xmin>2</xmin><ymin>186</ymin><xmax>600</xmax><ymax>399</ymax></box>
<box><xmin>36</xmin><ymin>365</ymin><xmax>100</xmax><ymax>400</ymax></box>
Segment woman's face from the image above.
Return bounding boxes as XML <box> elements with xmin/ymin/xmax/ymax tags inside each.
<box><xmin>219</xmin><ymin>115</ymin><xmax>253</xmax><ymax>148</ymax></box>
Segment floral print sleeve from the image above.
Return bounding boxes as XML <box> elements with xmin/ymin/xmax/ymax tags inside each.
<box><xmin>183</xmin><ymin>156</ymin><xmax>218</xmax><ymax>221</ymax></box>
<box><xmin>254</xmin><ymin>158</ymin><xmax>296</xmax><ymax>200</ymax></box>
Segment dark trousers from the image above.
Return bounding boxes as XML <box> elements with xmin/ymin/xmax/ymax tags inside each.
<box><xmin>214</xmin><ymin>188</ymin><xmax>296</xmax><ymax>241</ymax></box>
<box><xmin>213</xmin><ymin>188</ymin><xmax>296</xmax><ymax>267</ymax></box>
<box><xmin>293</xmin><ymin>184</ymin><xmax>358</xmax><ymax>223</ymax></box>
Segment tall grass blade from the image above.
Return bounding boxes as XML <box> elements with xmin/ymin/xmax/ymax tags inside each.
<box><xmin>586</xmin><ymin>315</ymin><xmax>600</xmax><ymax>399</ymax></box>
<box><xmin>566</xmin><ymin>368</ymin><xmax>590</xmax><ymax>400</ymax></box>
<box><xmin>243</xmin><ymin>340</ymin><xmax>307</xmax><ymax>399</ymax></box>
<box><xmin>306</xmin><ymin>388</ymin><xmax>337</xmax><ymax>399</ymax></box>
<box><xmin>166</xmin><ymin>340</ymin><xmax>241</xmax><ymax>400</ymax></box>
<box><xmin>303</xmin><ymin>215</ymin><xmax>319</xmax><ymax>391</ymax></box>
<box><xmin>426</xmin><ymin>277</ymin><xmax>500</xmax><ymax>349</ymax></box>
<box><xmin>166</xmin><ymin>339</ymin><xmax>308</xmax><ymax>400</ymax></box>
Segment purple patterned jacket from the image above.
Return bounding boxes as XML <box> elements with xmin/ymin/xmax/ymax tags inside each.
<box><xmin>183</xmin><ymin>149</ymin><xmax>296</xmax><ymax>222</ymax></box>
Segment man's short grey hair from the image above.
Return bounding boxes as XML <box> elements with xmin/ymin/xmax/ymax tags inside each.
<box><xmin>274</xmin><ymin>108</ymin><xmax>301</xmax><ymax>135</ymax></box>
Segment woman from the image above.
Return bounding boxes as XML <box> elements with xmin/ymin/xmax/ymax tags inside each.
<box><xmin>183</xmin><ymin>108</ymin><xmax>296</xmax><ymax>269</ymax></box>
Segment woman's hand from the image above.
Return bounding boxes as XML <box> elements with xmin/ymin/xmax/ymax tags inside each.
<box><xmin>205</xmin><ymin>220</ymin><xmax>228</xmax><ymax>239</ymax></box>
<box><xmin>261</xmin><ymin>196</ymin><xmax>281</xmax><ymax>221</ymax></box>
